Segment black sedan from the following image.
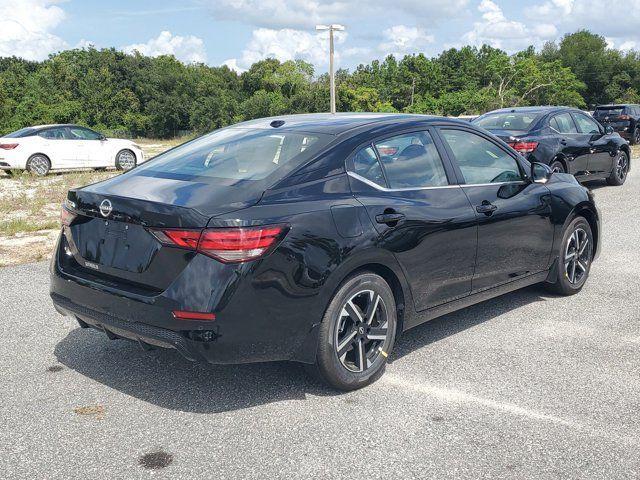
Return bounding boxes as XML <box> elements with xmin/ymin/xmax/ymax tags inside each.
<box><xmin>473</xmin><ymin>106</ymin><xmax>631</xmax><ymax>186</ymax></box>
<box><xmin>51</xmin><ymin>114</ymin><xmax>600</xmax><ymax>390</ymax></box>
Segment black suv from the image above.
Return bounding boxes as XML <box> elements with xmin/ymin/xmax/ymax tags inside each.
<box><xmin>593</xmin><ymin>104</ymin><xmax>640</xmax><ymax>145</ymax></box>
<box><xmin>473</xmin><ymin>106</ymin><xmax>631</xmax><ymax>186</ymax></box>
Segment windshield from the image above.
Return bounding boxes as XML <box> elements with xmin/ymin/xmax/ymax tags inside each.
<box><xmin>4</xmin><ymin>127</ymin><xmax>37</xmax><ymax>138</ymax></box>
<box><xmin>135</xmin><ymin>128</ymin><xmax>331</xmax><ymax>182</ymax></box>
<box><xmin>474</xmin><ymin>112</ymin><xmax>538</xmax><ymax>132</ymax></box>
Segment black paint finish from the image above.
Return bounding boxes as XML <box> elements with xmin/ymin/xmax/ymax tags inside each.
<box><xmin>50</xmin><ymin>113</ymin><xmax>601</xmax><ymax>365</ymax></box>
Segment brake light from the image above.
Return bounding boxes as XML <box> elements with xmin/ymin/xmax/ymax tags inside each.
<box><xmin>151</xmin><ymin>225</ymin><xmax>288</xmax><ymax>263</ymax></box>
<box><xmin>60</xmin><ymin>206</ymin><xmax>77</xmax><ymax>226</ymax></box>
<box><xmin>0</xmin><ymin>143</ymin><xmax>18</xmax><ymax>150</ymax></box>
<box><xmin>377</xmin><ymin>146</ymin><xmax>398</xmax><ymax>155</ymax></box>
<box><xmin>509</xmin><ymin>141</ymin><xmax>539</xmax><ymax>154</ymax></box>
<box><xmin>619</xmin><ymin>114</ymin><xmax>631</xmax><ymax>120</ymax></box>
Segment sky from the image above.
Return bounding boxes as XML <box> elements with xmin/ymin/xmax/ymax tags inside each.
<box><xmin>1</xmin><ymin>0</ymin><xmax>640</xmax><ymax>73</ymax></box>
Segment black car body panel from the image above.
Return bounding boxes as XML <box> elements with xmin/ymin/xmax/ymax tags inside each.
<box><xmin>50</xmin><ymin>113</ymin><xmax>601</xmax><ymax>366</ymax></box>
<box><xmin>472</xmin><ymin>106</ymin><xmax>631</xmax><ymax>181</ymax></box>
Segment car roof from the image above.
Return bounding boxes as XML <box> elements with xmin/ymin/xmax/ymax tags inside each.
<box><xmin>30</xmin><ymin>124</ymin><xmax>83</xmax><ymax>130</ymax></box>
<box><xmin>481</xmin><ymin>106</ymin><xmax>576</xmax><ymax>115</ymax></box>
<box><xmin>595</xmin><ymin>104</ymin><xmax>637</xmax><ymax>107</ymax></box>
<box><xmin>228</xmin><ymin>112</ymin><xmax>471</xmax><ymax>135</ymax></box>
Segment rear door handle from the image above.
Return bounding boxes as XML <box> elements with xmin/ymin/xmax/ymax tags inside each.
<box><xmin>375</xmin><ymin>212</ymin><xmax>405</xmax><ymax>225</ymax></box>
<box><xmin>476</xmin><ymin>202</ymin><xmax>497</xmax><ymax>215</ymax></box>
<box><xmin>560</xmin><ymin>139</ymin><xmax>567</xmax><ymax>145</ymax></box>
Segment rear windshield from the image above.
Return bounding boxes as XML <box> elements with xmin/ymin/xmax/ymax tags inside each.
<box><xmin>594</xmin><ymin>107</ymin><xmax>625</xmax><ymax>117</ymax></box>
<box><xmin>4</xmin><ymin>127</ymin><xmax>37</xmax><ymax>138</ymax></box>
<box><xmin>135</xmin><ymin>128</ymin><xmax>331</xmax><ymax>182</ymax></box>
<box><xmin>473</xmin><ymin>112</ymin><xmax>538</xmax><ymax>131</ymax></box>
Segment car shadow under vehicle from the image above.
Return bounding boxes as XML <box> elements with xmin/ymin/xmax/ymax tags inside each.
<box><xmin>54</xmin><ymin>285</ymin><xmax>550</xmax><ymax>413</ymax></box>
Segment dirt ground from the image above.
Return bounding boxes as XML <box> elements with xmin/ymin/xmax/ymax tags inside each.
<box><xmin>0</xmin><ymin>138</ymin><xmax>186</xmax><ymax>267</ymax></box>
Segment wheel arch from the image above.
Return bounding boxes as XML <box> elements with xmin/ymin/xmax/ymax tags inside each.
<box><xmin>570</xmin><ymin>204</ymin><xmax>600</xmax><ymax>261</ymax></box>
<box><xmin>620</xmin><ymin>144</ymin><xmax>631</xmax><ymax>172</ymax></box>
<box><xmin>550</xmin><ymin>154</ymin><xmax>568</xmax><ymax>173</ymax></box>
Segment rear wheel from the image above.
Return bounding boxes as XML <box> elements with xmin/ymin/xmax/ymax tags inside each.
<box><xmin>631</xmin><ymin>128</ymin><xmax>640</xmax><ymax>146</ymax></box>
<box><xmin>606</xmin><ymin>150</ymin><xmax>629</xmax><ymax>186</ymax></box>
<box><xmin>550</xmin><ymin>160</ymin><xmax>565</xmax><ymax>174</ymax></box>
<box><xmin>545</xmin><ymin>217</ymin><xmax>593</xmax><ymax>296</ymax></box>
<box><xmin>115</xmin><ymin>149</ymin><xmax>136</xmax><ymax>171</ymax></box>
<box><xmin>308</xmin><ymin>272</ymin><xmax>397</xmax><ymax>391</ymax></box>
<box><xmin>26</xmin><ymin>154</ymin><xmax>51</xmax><ymax>176</ymax></box>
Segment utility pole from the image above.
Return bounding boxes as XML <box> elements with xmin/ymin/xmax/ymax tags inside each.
<box><xmin>316</xmin><ymin>24</ymin><xmax>345</xmax><ymax>114</ymax></box>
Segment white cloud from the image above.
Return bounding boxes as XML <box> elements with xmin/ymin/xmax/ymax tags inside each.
<box><xmin>123</xmin><ymin>31</ymin><xmax>206</xmax><ymax>63</ymax></box>
<box><xmin>378</xmin><ymin>25</ymin><xmax>435</xmax><ymax>57</ymax></box>
<box><xmin>462</xmin><ymin>0</ymin><xmax>557</xmax><ymax>51</ymax></box>
<box><xmin>0</xmin><ymin>0</ymin><xmax>67</xmax><ymax>60</ymax></box>
<box><xmin>223</xmin><ymin>28</ymin><xmax>349</xmax><ymax>71</ymax></box>
<box><xmin>205</xmin><ymin>0</ymin><xmax>468</xmax><ymax>29</ymax></box>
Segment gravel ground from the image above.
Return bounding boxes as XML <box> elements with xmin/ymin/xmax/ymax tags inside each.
<box><xmin>1</xmin><ymin>167</ymin><xmax>639</xmax><ymax>479</ymax></box>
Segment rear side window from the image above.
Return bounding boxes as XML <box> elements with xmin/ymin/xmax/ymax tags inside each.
<box><xmin>572</xmin><ymin>114</ymin><xmax>601</xmax><ymax>134</ymax></box>
<box><xmin>373</xmin><ymin>131</ymin><xmax>448</xmax><ymax>188</ymax></box>
<box><xmin>550</xmin><ymin>113</ymin><xmax>577</xmax><ymax>134</ymax></box>
<box><xmin>39</xmin><ymin>128</ymin><xmax>67</xmax><ymax>140</ymax></box>
<box><xmin>136</xmin><ymin>128</ymin><xmax>330</xmax><ymax>181</ymax></box>
<box><xmin>441</xmin><ymin>129</ymin><xmax>523</xmax><ymax>184</ymax></box>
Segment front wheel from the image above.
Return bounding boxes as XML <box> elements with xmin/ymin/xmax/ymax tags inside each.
<box><xmin>115</xmin><ymin>149</ymin><xmax>137</xmax><ymax>171</ymax></box>
<box><xmin>545</xmin><ymin>217</ymin><xmax>593</xmax><ymax>296</ymax></box>
<box><xmin>308</xmin><ymin>273</ymin><xmax>397</xmax><ymax>391</ymax></box>
<box><xmin>606</xmin><ymin>150</ymin><xmax>629</xmax><ymax>186</ymax></box>
<box><xmin>631</xmin><ymin>128</ymin><xmax>640</xmax><ymax>146</ymax></box>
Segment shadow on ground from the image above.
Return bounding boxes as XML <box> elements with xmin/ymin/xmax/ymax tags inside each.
<box><xmin>55</xmin><ymin>285</ymin><xmax>550</xmax><ymax>414</ymax></box>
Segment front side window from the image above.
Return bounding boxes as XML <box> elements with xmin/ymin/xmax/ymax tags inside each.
<box><xmin>441</xmin><ymin>129</ymin><xmax>524</xmax><ymax>184</ymax></box>
<box><xmin>372</xmin><ymin>131</ymin><xmax>448</xmax><ymax>188</ymax></box>
<box><xmin>550</xmin><ymin>113</ymin><xmax>577</xmax><ymax>134</ymax></box>
<box><xmin>135</xmin><ymin>128</ymin><xmax>329</xmax><ymax>181</ymax></box>
<box><xmin>572</xmin><ymin>114</ymin><xmax>601</xmax><ymax>134</ymax></box>
<box><xmin>67</xmin><ymin>127</ymin><xmax>102</xmax><ymax>140</ymax></box>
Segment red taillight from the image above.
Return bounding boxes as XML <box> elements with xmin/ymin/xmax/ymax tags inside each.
<box><xmin>377</xmin><ymin>146</ymin><xmax>398</xmax><ymax>155</ymax></box>
<box><xmin>172</xmin><ymin>310</ymin><xmax>216</xmax><ymax>321</ymax></box>
<box><xmin>152</xmin><ymin>225</ymin><xmax>288</xmax><ymax>263</ymax></box>
<box><xmin>60</xmin><ymin>206</ymin><xmax>77</xmax><ymax>226</ymax></box>
<box><xmin>509</xmin><ymin>141</ymin><xmax>539</xmax><ymax>154</ymax></box>
<box><xmin>619</xmin><ymin>114</ymin><xmax>631</xmax><ymax>120</ymax></box>
<box><xmin>0</xmin><ymin>143</ymin><xmax>18</xmax><ymax>150</ymax></box>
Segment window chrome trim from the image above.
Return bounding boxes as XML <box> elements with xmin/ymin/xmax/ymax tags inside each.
<box><xmin>347</xmin><ymin>171</ymin><xmax>528</xmax><ymax>192</ymax></box>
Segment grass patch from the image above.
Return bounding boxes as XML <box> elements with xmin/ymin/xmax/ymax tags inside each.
<box><xmin>0</xmin><ymin>218</ymin><xmax>59</xmax><ymax>236</ymax></box>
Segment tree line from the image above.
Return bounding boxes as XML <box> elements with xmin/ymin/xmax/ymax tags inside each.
<box><xmin>1</xmin><ymin>30</ymin><xmax>639</xmax><ymax>139</ymax></box>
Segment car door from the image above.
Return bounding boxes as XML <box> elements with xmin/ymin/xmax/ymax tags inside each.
<box><xmin>347</xmin><ymin>129</ymin><xmax>477</xmax><ymax>312</ymax></box>
<box><xmin>572</xmin><ymin>112</ymin><xmax>613</xmax><ymax>176</ymax></box>
<box><xmin>549</xmin><ymin>112</ymin><xmax>590</xmax><ymax>176</ymax></box>
<box><xmin>37</xmin><ymin>127</ymin><xmax>77</xmax><ymax>168</ymax></box>
<box><xmin>66</xmin><ymin>126</ymin><xmax>106</xmax><ymax>167</ymax></box>
<box><xmin>437</xmin><ymin>127</ymin><xmax>555</xmax><ymax>292</ymax></box>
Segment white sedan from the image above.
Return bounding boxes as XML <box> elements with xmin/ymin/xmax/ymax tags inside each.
<box><xmin>0</xmin><ymin>124</ymin><xmax>145</xmax><ymax>176</ymax></box>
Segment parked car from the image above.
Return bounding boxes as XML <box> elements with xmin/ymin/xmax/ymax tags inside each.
<box><xmin>472</xmin><ymin>106</ymin><xmax>631</xmax><ymax>186</ymax></box>
<box><xmin>593</xmin><ymin>104</ymin><xmax>640</xmax><ymax>145</ymax></box>
<box><xmin>0</xmin><ymin>124</ymin><xmax>144</xmax><ymax>176</ymax></box>
<box><xmin>50</xmin><ymin>113</ymin><xmax>600</xmax><ymax>390</ymax></box>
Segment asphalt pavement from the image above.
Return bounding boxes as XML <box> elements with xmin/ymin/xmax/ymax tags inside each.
<box><xmin>1</xmin><ymin>170</ymin><xmax>639</xmax><ymax>479</ymax></box>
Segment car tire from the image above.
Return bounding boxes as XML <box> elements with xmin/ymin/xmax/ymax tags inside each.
<box><xmin>631</xmin><ymin>128</ymin><xmax>640</xmax><ymax>146</ymax></box>
<box><xmin>308</xmin><ymin>272</ymin><xmax>397</xmax><ymax>391</ymax></box>
<box><xmin>115</xmin><ymin>149</ymin><xmax>137</xmax><ymax>171</ymax></box>
<box><xmin>26</xmin><ymin>154</ymin><xmax>51</xmax><ymax>176</ymax></box>
<box><xmin>606</xmin><ymin>150</ymin><xmax>629</xmax><ymax>186</ymax></box>
<box><xmin>550</xmin><ymin>160</ymin><xmax>565</xmax><ymax>174</ymax></box>
<box><xmin>545</xmin><ymin>216</ymin><xmax>593</xmax><ymax>296</ymax></box>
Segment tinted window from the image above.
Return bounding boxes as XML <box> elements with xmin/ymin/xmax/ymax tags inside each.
<box><xmin>352</xmin><ymin>146</ymin><xmax>385</xmax><ymax>187</ymax></box>
<box><xmin>67</xmin><ymin>127</ymin><xmax>102</xmax><ymax>140</ymax></box>
<box><xmin>573</xmin><ymin>114</ymin><xmax>601</xmax><ymax>134</ymax></box>
<box><xmin>594</xmin><ymin>107</ymin><xmax>624</xmax><ymax>118</ymax></box>
<box><xmin>136</xmin><ymin>128</ymin><xmax>329</xmax><ymax>181</ymax></box>
<box><xmin>373</xmin><ymin>131</ymin><xmax>448</xmax><ymax>188</ymax></box>
<box><xmin>4</xmin><ymin>127</ymin><xmax>37</xmax><ymax>138</ymax></box>
<box><xmin>39</xmin><ymin>128</ymin><xmax>67</xmax><ymax>140</ymax></box>
<box><xmin>473</xmin><ymin>112</ymin><xmax>538</xmax><ymax>131</ymax></box>
<box><xmin>441</xmin><ymin>129</ymin><xmax>523</xmax><ymax>184</ymax></box>
<box><xmin>550</xmin><ymin>113</ymin><xmax>577</xmax><ymax>134</ymax></box>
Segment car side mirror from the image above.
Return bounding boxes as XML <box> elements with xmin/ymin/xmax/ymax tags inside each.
<box><xmin>531</xmin><ymin>162</ymin><xmax>553</xmax><ymax>183</ymax></box>
<box><xmin>605</xmin><ymin>125</ymin><xmax>614</xmax><ymax>135</ymax></box>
